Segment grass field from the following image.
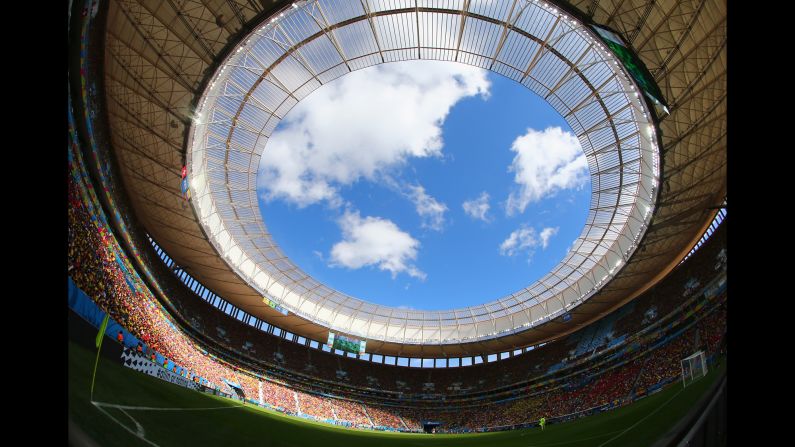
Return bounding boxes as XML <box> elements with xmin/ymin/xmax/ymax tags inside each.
<box><xmin>69</xmin><ymin>341</ymin><xmax>725</xmax><ymax>447</ymax></box>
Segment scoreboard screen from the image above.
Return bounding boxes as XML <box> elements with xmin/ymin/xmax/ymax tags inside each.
<box><xmin>590</xmin><ymin>24</ymin><xmax>669</xmax><ymax>117</ymax></box>
<box><xmin>327</xmin><ymin>332</ymin><xmax>367</xmax><ymax>355</ymax></box>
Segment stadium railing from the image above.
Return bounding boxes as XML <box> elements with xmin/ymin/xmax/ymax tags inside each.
<box><xmin>651</xmin><ymin>365</ymin><xmax>727</xmax><ymax>447</ymax></box>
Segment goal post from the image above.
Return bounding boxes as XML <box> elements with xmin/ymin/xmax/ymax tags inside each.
<box><xmin>681</xmin><ymin>351</ymin><xmax>708</xmax><ymax>387</ymax></box>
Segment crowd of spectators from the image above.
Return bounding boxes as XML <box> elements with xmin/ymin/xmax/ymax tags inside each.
<box><xmin>365</xmin><ymin>404</ymin><xmax>406</xmax><ymax>429</ymax></box>
<box><xmin>700</xmin><ymin>304</ymin><xmax>727</xmax><ymax>356</ymax></box>
<box><xmin>612</xmin><ymin>227</ymin><xmax>726</xmax><ymax>339</ymax></box>
<box><xmin>70</xmin><ymin>140</ymin><xmax>240</xmax><ymax>393</ymax></box>
<box><xmin>331</xmin><ymin>399</ymin><xmax>371</xmax><ymax>426</ymax></box>
<box><xmin>388</xmin><ymin>311</ymin><xmax>724</xmax><ymax>433</ymax></box>
<box><xmin>260</xmin><ymin>378</ymin><xmax>298</xmax><ymax>413</ymax></box>
<box><xmin>633</xmin><ymin>329</ymin><xmax>696</xmax><ymax>393</ymax></box>
<box><xmin>296</xmin><ymin>391</ymin><xmax>336</xmax><ymax>421</ymax></box>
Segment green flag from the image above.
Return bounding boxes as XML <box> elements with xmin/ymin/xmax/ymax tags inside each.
<box><xmin>96</xmin><ymin>312</ymin><xmax>110</xmax><ymax>348</ymax></box>
<box><xmin>91</xmin><ymin>312</ymin><xmax>110</xmax><ymax>400</ymax></box>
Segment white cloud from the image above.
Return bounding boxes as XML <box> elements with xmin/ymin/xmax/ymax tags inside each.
<box><xmin>329</xmin><ymin>210</ymin><xmax>425</xmax><ymax>280</ymax></box>
<box><xmin>539</xmin><ymin>226</ymin><xmax>559</xmax><ymax>249</ymax></box>
<box><xmin>407</xmin><ymin>184</ymin><xmax>447</xmax><ymax>231</ymax></box>
<box><xmin>500</xmin><ymin>226</ymin><xmax>539</xmax><ymax>257</ymax></box>
<box><xmin>500</xmin><ymin>225</ymin><xmax>559</xmax><ymax>259</ymax></box>
<box><xmin>258</xmin><ymin>61</ymin><xmax>490</xmax><ymax>207</ymax></box>
<box><xmin>462</xmin><ymin>192</ymin><xmax>491</xmax><ymax>222</ymax></box>
<box><xmin>506</xmin><ymin>126</ymin><xmax>589</xmax><ymax>215</ymax></box>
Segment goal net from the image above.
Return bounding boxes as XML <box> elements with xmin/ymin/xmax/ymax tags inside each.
<box><xmin>681</xmin><ymin>351</ymin><xmax>708</xmax><ymax>387</ymax></box>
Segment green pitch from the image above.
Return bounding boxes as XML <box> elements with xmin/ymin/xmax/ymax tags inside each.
<box><xmin>69</xmin><ymin>341</ymin><xmax>725</xmax><ymax>447</ymax></box>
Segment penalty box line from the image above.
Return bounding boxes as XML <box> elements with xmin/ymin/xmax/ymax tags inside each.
<box><xmin>91</xmin><ymin>401</ymin><xmax>247</xmax><ymax>447</ymax></box>
<box><xmin>92</xmin><ymin>402</ymin><xmax>159</xmax><ymax>447</ymax></box>
<box><xmin>92</xmin><ymin>401</ymin><xmax>246</xmax><ymax>411</ymax></box>
<box><xmin>523</xmin><ymin>388</ymin><xmax>685</xmax><ymax>447</ymax></box>
<box><xmin>522</xmin><ymin>429</ymin><xmax>625</xmax><ymax>446</ymax></box>
<box><xmin>595</xmin><ymin>388</ymin><xmax>685</xmax><ymax>447</ymax></box>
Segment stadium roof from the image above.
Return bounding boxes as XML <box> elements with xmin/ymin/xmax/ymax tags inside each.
<box><xmin>186</xmin><ymin>0</ymin><xmax>660</xmax><ymax>345</ymax></box>
<box><xmin>102</xmin><ymin>0</ymin><xmax>726</xmax><ymax>356</ymax></box>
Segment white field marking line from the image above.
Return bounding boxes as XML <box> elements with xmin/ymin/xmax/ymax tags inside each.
<box><xmin>595</xmin><ymin>388</ymin><xmax>685</xmax><ymax>447</ymax></box>
<box><xmin>92</xmin><ymin>401</ymin><xmax>245</xmax><ymax>411</ymax></box>
<box><xmin>93</xmin><ymin>402</ymin><xmax>160</xmax><ymax>447</ymax></box>
<box><xmin>119</xmin><ymin>408</ymin><xmax>146</xmax><ymax>437</ymax></box>
<box><xmin>91</xmin><ymin>401</ymin><xmax>245</xmax><ymax>447</ymax></box>
<box><xmin>522</xmin><ymin>429</ymin><xmax>625</xmax><ymax>446</ymax></box>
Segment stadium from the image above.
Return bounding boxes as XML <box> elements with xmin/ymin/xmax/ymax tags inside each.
<box><xmin>67</xmin><ymin>0</ymin><xmax>726</xmax><ymax>445</ymax></box>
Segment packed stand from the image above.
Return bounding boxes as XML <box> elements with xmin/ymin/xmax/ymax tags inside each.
<box><xmin>331</xmin><ymin>399</ymin><xmax>371</xmax><ymax>426</ymax></box>
<box><xmin>296</xmin><ymin>391</ymin><xmax>336</xmax><ymax>421</ymax></box>
<box><xmin>365</xmin><ymin>404</ymin><xmax>406</xmax><ymax>429</ymax></box>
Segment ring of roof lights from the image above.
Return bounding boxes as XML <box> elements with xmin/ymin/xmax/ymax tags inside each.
<box><xmin>186</xmin><ymin>0</ymin><xmax>660</xmax><ymax>346</ymax></box>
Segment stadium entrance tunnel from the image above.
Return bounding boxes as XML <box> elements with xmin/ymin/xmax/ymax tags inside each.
<box><xmin>423</xmin><ymin>421</ymin><xmax>442</xmax><ymax>434</ymax></box>
<box><xmin>186</xmin><ymin>0</ymin><xmax>663</xmax><ymax>349</ymax></box>
<box><xmin>228</xmin><ymin>384</ymin><xmax>246</xmax><ymax>401</ymax></box>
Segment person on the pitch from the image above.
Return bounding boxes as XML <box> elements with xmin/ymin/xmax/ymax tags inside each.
<box><xmin>539</xmin><ymin>417</ymin><xmax>546</xmax><ymax>430</ymax></box>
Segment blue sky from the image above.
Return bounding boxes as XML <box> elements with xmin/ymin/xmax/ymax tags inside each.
<box><xmin>257</xmin><ymin>61</ymin><xmax>590</xmax><ymax>311</ymax></box>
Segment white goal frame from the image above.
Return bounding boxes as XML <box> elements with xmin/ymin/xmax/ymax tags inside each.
<box><xmin>681</xmin><ymin>351</ymin><xmax>708</xmax><ymax>387</ymax></box>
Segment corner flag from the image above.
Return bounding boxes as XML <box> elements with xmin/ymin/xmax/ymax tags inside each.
<box><xmin>96</xmin><ymin>313</ymin><xmax>109</xmax><ymax>348</ymax></box>
<box><xmin>91</xmin><ymin>313</ymin><xmax>110</xmax><ymax>400</ymax></box>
